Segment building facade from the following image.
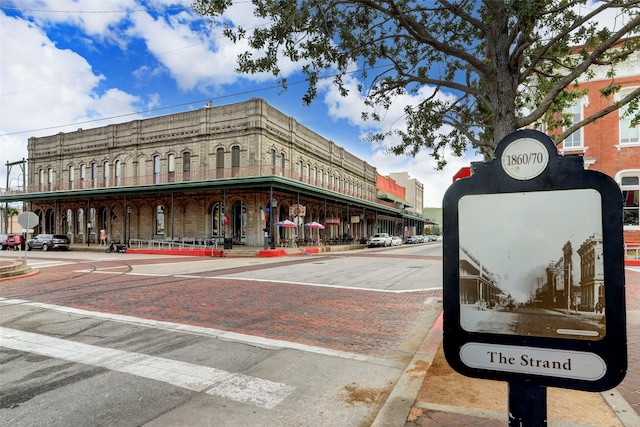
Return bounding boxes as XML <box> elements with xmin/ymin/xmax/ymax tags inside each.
<box><xmin>1</xmin><ymin>98</ymin><xmax>425</xmax><ymax>247</ymax></box>
<box><xmin>554</xmin><ymin>49</ymin><xmax>640</xmax><ymax>259</ymax></box>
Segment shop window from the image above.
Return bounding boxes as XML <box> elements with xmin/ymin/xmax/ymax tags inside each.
<box><xmin>156</xmin><ymin>205</ymin><xmax>165</xmax><ymax>235</ymax></box>
<box><xmin>77</xmin><ymin>208</ymin><xmax>84</xmax><ymax>234</ymax></box>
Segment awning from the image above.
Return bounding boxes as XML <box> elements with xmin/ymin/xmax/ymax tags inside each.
<box><xmin>376</xmin><ymin>191</ymin><xmax>413</xmax><ymax>208</ymax></box>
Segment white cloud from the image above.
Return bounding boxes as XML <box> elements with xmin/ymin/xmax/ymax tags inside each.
<box><xmin>0</xmin><ymin>11</ymin><xmax>141</xmax><ymax>187</ymax></box>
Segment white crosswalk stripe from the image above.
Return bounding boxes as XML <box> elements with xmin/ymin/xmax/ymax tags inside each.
<box><xmin>0</xmin><ymin>327</ymin><xmax>295</xmax><ymax>409</ymax></box>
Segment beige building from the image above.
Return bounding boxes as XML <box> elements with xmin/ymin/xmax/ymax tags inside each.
<box><xmin>2</xmin><ymin>98</ymin><xmax>425</xmax><ymax>247</ymax></box>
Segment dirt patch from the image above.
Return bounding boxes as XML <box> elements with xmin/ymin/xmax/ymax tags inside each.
<box><xmin>342</xmin><ymin>383</ymin><xmax>389</xmax><ymax>406</ymax></box>
<box><xmin>416</xmin><ymin>344</ymin><xmax>622</xmax><ymax>426</ymax></box>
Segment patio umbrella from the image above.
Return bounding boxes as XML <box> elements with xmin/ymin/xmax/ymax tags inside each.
<box><xmin>303</xmin><ymin>221</ymin><xmax>325</xmax><ymax>229</ymax></box>
<box><xmin>275</xmin><ymin>220</ymin><xmax>297</xmax><ymax>227</ymax></box>
<box><xmin>304</xmin><ymin>222</ymin><xmax>325</xmax><ymax>244</ymax></box>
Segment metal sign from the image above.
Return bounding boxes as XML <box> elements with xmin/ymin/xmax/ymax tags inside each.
<box><xmin>17</xmin><ymin>211</ymin><xmax>38</xmax><ymax>229</ymax></box>
<box><xmin>442</xmin><ymin>130</ymin><xmax>626</xmax><ymax>395</ymax></box>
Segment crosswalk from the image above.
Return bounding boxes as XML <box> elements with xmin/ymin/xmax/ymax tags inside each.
<box><xmin>0</xmin><ymin>326</ymin><xmax>295</xmax><ymax>409</ymax></box>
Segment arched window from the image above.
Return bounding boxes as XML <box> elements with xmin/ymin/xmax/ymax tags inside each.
<box><xmin>168</xmin><ymin>154</ymin><xmax>176</xmax><ymax>182</ymax></box>
<box><xmin>77</xmin><ymin>208</ymin><xmax>84</xmax><ymax>234</ymax></box>
<box><xmin>211</xmin><ymin>202</ymin><xmax>223</xmax><ymax>237</ymax></box>
<box><xmin>115</xmin><ymin>160</ymin><xmax>122</xmax><ymax>186</ymax></box>
<box><xmin>183</xmin><ymin>151</ymin><xmax>191</xmax><ymax>181</ymax></box>
<box><xmin>64</xmin><ymin>208</ymin><xmax>72</xmax><ymax>234</ymax></box>
<box><xmin>153</xmin><ymin>155</ymin><xmax>161</xmax><ymax>184</ymax></box>
<box><xmin>80</xmin><ymin>164</ymin><xmax>86</xmax><ymax>188</ymax></box>
<box><xmin>69</xmin><ymin>165</ymin><xmax>75</xmax><ymax>190</ymax></box>
<box><xmin>232</xmin><ymin>146</ymin><xmax>240</xmax><ymax>177</ymax></box>
<box><xmin>298</xmin><ymin>160</ymin><xmax>303</xmax><ymax>180</ymax></box>
<box><xmin>156</xmin><ymin>205</ymin><xmax>165</xmax><ymax>235</ymax></box>
<box><xmin>216</xmin><ymin>147</ymin><xmax>225</xmax><ymax>178</ymax></box>
<box><xmin>270</xmin><ymin>148</ymin><xmax>276</xmax><ymax>174</ymax></box>
<box><xmin>103</xmin><ymin>161</ymin><xmax>110</xmax><ymax>187</ymax></box>
<box><xmin>280</xmin><ymin>152</ymin><xmax>285</xmax><ymax>176</ymax></box>
<box><xmin>91</xmin><ymin>162</ymin><xmax>98</xmax><ymax>188</ymax></box>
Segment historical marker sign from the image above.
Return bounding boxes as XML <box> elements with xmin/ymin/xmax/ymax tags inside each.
<box><xmin>442</xmin><ymin>129</ymin><xmax>626</xmax><ymax>394</ymax></box>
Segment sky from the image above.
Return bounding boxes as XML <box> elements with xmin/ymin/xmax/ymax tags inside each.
<box><xmin>459</xmin><ymin>189</ymin><xmax>602</xmax><ymax>302</ymax></box>
<box><xmin>0</xmin><ymin>0</ymin><xmax>483</xmax><ymax>209</ymax></box>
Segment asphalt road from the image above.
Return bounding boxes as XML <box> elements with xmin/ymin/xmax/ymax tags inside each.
<box><xmin>0</xmin><ymin>243</ymin><xmax>444</xmax><ymax>427</ymax></box>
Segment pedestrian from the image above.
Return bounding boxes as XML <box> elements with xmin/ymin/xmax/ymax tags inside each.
<box><xmin>12</xmin><ymin>234</ymin><xmax>23</xmax><ymax>252</ymax></box>
<box><xmin>99</xmin><ymin>229</ymin><xmax>107</xmax><ymax>245</ymax></box>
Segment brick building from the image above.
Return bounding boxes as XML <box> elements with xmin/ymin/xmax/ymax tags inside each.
<box><xmin>1</xmin><ymin>98</ymin><xmax>425</xmax><ymax>247</ymax></box>
<box><xmin>553</xmin><ymin>49</ymin><xmax>640</xmax><ymax>260</ymax></box>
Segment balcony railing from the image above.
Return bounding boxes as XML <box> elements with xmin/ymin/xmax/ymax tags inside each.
<box><xmin>4</xmin><ymin>164</ymin><xmax>400</xmax><ymax>209</ymax></box>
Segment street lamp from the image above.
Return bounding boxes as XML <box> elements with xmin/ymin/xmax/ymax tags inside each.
<box><xmin>127</xmin><ymin>206</ymin><xmax>131</xmax><ymax>247</ymax></box>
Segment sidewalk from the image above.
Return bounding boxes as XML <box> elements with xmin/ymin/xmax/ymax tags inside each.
<box><xmin>389</xmin><ymin>267</ymin><xmax>640</xmax><ymax>427</ymax></box>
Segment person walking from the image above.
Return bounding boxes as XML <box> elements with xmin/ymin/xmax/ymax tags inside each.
<box><xmin>99</xmin><ymin>229</ymin><xmax>107</xmax><ymax>245</ymax></box>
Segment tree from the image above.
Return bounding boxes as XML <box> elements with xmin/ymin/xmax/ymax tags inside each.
<box><xmin>1</xmin><ymin>205</ymin><xmax>19</xmax><ymax>233</ymax></box>
<box><xmin>192</xmin><ymin>1</ymin><xmax>640</xmax><ymax>167</ymax></box>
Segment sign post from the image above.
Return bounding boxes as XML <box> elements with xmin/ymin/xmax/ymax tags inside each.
<box><xmin>17</xmin><ymin>211</ymin><xmax>38</xmax><ymax>265</ymax></box>
<box><xmin>442</xmin><ymin>130</ymin><xmax>626</xmax><ymax>426</ymax></box>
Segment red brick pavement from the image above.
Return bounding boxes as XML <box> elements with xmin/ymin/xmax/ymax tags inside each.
<box><xmin>0</xmin><ymin>258</ymin><xmax>441</xmax><ymax>362</ymax></box>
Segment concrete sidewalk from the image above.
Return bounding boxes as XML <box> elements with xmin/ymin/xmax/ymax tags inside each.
<box><xmin>379</xmin><ymin>267</ymin><xmax>640</xmax><ymax>427</ymax></box>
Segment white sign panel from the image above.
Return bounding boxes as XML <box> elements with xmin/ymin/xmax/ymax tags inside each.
<box><xmin>460</xmin><ymin>343</ymin><xmax>606</xmax><ymax>381</ymax></box>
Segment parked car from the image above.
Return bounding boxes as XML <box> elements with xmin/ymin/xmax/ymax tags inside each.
<box><xmin>391</xmin><ymin>236</ymin><xmax>402</xmax><ymax>246</ymax></box>
<box><xmin>26</xmin><ymin>234</ymin><xmax>70</xmax><ymax>251</ymax></box>
<box><xmin>7</xmin><ymin>234</ymin><xmax>26</xmax><ymax>250</ymax></box>
<box><xmin>406</xmin><ymin>235</ymin><xmax>421</xmax><ymax>244</ymax></box>
<box><xmin>368</xmin><ymin>233</ymin><xmax>392</xmax><ymax>248</ymax></box>
<box><xmin>0</xmin><ymin>234</ymin><xmax>14</xmax><ymax>250</ymax></box>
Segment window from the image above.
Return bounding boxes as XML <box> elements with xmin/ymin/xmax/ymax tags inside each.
<box><xmin>168</xmin><ymin>154</ymin><xmax>175</xmax><ymax>182</ymax></box>
<box><xmin>621</xmin><ymin>175</ymin><xmax>639</xmax><ymax>227</ymax></box>
<box><xmin>280</xmin><ymin>153</ymin><xmax>285</xmax><ymax>176</ymax></box>
<box><xmin>298</xmin><ymin>160</ymin><xmax>303</xmax><ymax>179</ymax></box>
<box><xmin>64</xmin><ymin>209</ymin><xmax>72</xmax><ymax>234</ymax></box>
<box><xmin>620</xmin><ymin>90</ymin><xmax>639</xmax><ymax>144</ymax></box>
<box><xmin>91</xmin><ymin>162</ymin><xmax>97</xmax><ymax>187</ymax></box>
<box><xmin>156</xmin><ymin>205</ymin><xmax>165</xmax><ymax>234</ymax></box>
<box><xmin>232</xmin><ymin>146</ymin><xmax>240</xmax><ymax>177</ymax></box>
<box><xmin>216</xmin><ymin>147</ymin><xmax>225</xmax><ymax>178</ymax></box>
<box><xmin>183</xmin><ymin>152</ymin><xmax>191</xmax><ymax>181</ymax></box>
<box><xmin>211</xmin><ymin>203</ymin><xmax>223</xmax><ymax>236</ymax></box>
<box><xmin>563</xmin><ymin>101</ymin><xmax>582</xmax><ymax>149</ymax></box>
<box><xmin>103</xmin><ymin>161</ymin><xmax>110</xmax><ymax>187</ymax></box>
<box><xmin>115</xmin><ymin>160</ymin><xmax>122</xmax><ymax>186</ymax></box>
<box><xmin>47</xmin><ymin>168</ymin><xmax>53</xmax><ymax>191</ymax></box>
<box><xmin>153</xmin><ymin>155</ymin><xmax>161</xmax><ymax>184</ymax></box>
<box><xmin>69</xmin><ymin>165</ymin><xmax>75</xmax><ymax>190</ymax></box>
<box><xmin>77</xmin><ymin>208</ymin><xmax>84</xmax><ymax>234</ymax></box>
<box><xmin>80</xmin><ymin>164</ymin><xmax>86</xmax><ymax>187</ymax></box>
<box><xmin>270</xmin><ymin>149</ymin><xmax>276</xmax><ymax>174</ymax></box>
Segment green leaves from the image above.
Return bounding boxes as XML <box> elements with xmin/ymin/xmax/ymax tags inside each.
<box><xmin>192</xmin><ymin>0</ymin><xmax>640</xmax><ymax>168</ymax></box>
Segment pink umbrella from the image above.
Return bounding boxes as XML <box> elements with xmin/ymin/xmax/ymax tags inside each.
<box><xmin>303</xmin><ymin>221</ymin><xmax>325</xmax><ymax>229</ymax></box>
<box><xmin>275</xmin><ymin>219</ymin><xmax>297</xmax><ymax>227</ymax></box>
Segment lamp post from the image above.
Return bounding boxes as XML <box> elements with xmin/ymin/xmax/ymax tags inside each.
<box><xmin>127</xmin><ymin>206</ymin><xmax>131</xmax><ymax>247</ymax></box>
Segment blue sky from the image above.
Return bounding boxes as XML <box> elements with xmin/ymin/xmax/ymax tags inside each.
<box><xmin>0</xmin><ymin>0</ymin><xmax>483</xmax><ymax>207</ymax></box>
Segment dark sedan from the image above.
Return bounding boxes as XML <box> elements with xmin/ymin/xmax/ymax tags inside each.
<box><xmin>26</xmin><ymin>234</ymin><xmax>70</xmax><ymax>251</ymax></box>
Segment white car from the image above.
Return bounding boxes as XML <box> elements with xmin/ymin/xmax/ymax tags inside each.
<box><xmin>368</xmin><ymin>233</ymin><xmax>392</xmax><ymax>247</ymax></box>
<box><xmin>391</xmin><ymin>236</ymin><xmax>402</xmax><ymax>246</ymax></box>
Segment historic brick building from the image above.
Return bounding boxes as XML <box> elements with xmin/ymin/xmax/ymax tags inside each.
<box><xmin>1</xmin><ymin>98</ymin><xmax>425</xmax><ymax>247</ymax></box>
<box><xmin>553</xmin><ymin>49</ymin><xmax>640</xmax><ymax>260</ymax></box>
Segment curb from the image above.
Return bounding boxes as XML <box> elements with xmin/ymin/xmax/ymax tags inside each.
<box><xmin>371</xmin><ymin>310</ymin><xmax>444</xmax><ymax>427</ymax></box>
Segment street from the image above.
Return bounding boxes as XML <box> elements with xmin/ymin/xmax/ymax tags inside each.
<box><xmin>0</xmin><ymin>243</ymin><xmax>443</xmax><ymax>427</ymax></box>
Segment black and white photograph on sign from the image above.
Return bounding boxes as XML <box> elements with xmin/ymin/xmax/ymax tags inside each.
<box><xmin>458</xmin><ymin>189</ymin><xmax>605</xmax><ymax>341</ymax></box>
